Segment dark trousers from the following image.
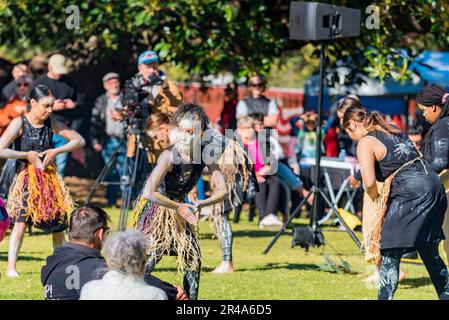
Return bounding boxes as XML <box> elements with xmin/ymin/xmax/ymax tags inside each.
<box><xmin>255</xmin><ymin>175</ymin><xmax>281</xmax><ymax>220</ymax></box>
<box><xmin>379</xmin><ymin>240</ymin><xmax>449</xmax><ymax>300</ymax></box>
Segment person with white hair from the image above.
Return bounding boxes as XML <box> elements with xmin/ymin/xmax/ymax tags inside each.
<box><xmin>80</xmin><ymin>230</ymin><xmax>167</xmax><ymax>300</ymax></box>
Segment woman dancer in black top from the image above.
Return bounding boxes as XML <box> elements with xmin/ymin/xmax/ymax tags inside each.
<box><xmin>342</xmin><ymin>104</ymin><xmax>449</xmax><ymax>300</ymax></box>
<box><xmin>0</xmin><ymin>85</ymin><xmax>85</xmax><ymax>277</ymax></box>
<box><xmin>417</xmin><ymin>83</ymin><xmax>449</xmax><ymax>264</ymax></box>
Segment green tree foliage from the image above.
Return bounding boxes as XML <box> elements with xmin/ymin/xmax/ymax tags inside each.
<box><xmin>0</xmin><ymin>0</ymin><xmax>448</xmax><ymax>82</ymax></box>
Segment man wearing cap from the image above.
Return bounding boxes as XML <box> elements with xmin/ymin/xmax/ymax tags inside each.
<box><xmin>117</xmin><ymin>50</ymin><xmax>182</xmax><ymax>171</ymax></box>
<box><xmin>90</xmin><ymin>72</ymin><xmax>126</xmax><ymax>207</ymax></box>
<box><xmin>32</xmin><ymin>53</ymin><xmax>83</xmax><ymax>177</ymax></box>
<box><xmin>132</xmin><ymin>50</ymin><xmax>182</xmax><ymax>118</ymax></box>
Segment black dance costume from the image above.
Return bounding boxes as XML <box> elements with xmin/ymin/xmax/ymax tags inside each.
<box><xmin>366</xmin><ymin>130</ymin><xmax>449</xmax><ymax>300</ymax></box>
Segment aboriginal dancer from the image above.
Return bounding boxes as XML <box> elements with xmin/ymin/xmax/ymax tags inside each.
<box><xmin>417</xmin><ymin>83</ymin><xmax>449</xmax><ymax>264</ymax></box>
<box><xmin>342</xmin><ymin>103</ymin><xmax>449</xmax><ymax>300</ymax></box>
<box><xmin>0</xmin><ymin>85</ymin><xmax>85</xmax><ymax>277</ymax></box>
<box><xmin>131</xmin><ymin>103</ymin><xmax>233</xmax><ymax>299</ymax></box>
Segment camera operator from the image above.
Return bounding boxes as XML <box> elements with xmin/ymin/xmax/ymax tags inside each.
<box><xmin>117</xmin><ymin>50</ymin><xmax>182</xmax><ymax>192</ymax></box>
<box><xmin>119</xmin><ymin>50</ymin><xmax>182</xmax><ymax>124</ymax></box>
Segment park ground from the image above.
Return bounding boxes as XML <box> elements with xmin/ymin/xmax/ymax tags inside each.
<box><xmin>0</xmin><ymin>205</ymin><xmax>442</xmax><ymax>300</ymax></box>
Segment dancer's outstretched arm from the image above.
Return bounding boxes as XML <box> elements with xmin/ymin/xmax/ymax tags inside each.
<box><xmin>40</xmin><ymin>117</ymin><xmax>85</xmax><ymax>167</ymax></box>
<box><xmin>196</xmin><ymin>164</ymin><xmax>227</xmax><ymax>210</ymax></box>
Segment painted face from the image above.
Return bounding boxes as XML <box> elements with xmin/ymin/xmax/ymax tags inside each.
<box><xmin>418</xmin><ymin>103</ymin><xmax>441</xmax><ymax>124</ymax></box>
<box><xmin>174</xmin><ymin>119</ymin><xmax>201</xmax><ymax>155</ymax></box>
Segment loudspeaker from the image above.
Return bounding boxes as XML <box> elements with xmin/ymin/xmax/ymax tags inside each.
<box><xmin>289</xmin><ymin>1</ymin><xmax>361</xmax><ymax>41</ymax></box>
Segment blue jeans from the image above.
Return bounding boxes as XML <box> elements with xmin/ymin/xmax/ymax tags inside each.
<box><xmin>101</xmin><ymin>137</ymin><xmax>126</xmax><ymax>205</ymax></box>
<box><xmin>53</xmin><ymin>134</ymin><xmax>69</xmax><ymax>177</ymax></box>
<box><xmin>277</xmin><ymin>162</ymin><xmax>303</xmax><ymax>190</ymax></box>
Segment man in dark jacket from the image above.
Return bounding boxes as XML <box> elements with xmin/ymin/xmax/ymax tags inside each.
<box><xmin>41</xmin><ymin>205</ymin><xmax>188</xmax><ymax>300</ymax></box>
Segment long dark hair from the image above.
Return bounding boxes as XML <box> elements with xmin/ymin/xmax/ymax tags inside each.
<box><xmin>342</xmin><ymin>104</ymin><xmax>401</xmax><ymax>135</ymax></box>
<box><xmin>26</xmin><ymin>85</ymin><xmax>53</xmax><ymax>104</ymax></box>
<box><xmin>416</xmin><ymin>83</ymin><xmax>449</xmax><ymax>119</ymax></box>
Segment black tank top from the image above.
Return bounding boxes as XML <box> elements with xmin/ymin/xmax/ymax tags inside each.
<box><xmin>13</xmin><ymin>115</ymin><xmax>53</xmax><ymax>162</ymax></box>
<box><xmin>367</xmin><ymin>130</ymin><xmax>419</xmax><ymax>182</ymax></box>
<box><xmin>162</xmin><ymin>146</ymin><xmax>206</xmax><ymax>201</ymax></box>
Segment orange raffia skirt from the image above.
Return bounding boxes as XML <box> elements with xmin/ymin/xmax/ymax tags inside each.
<box><xmin>7</xmin><ymin>163</ymin><xmax>74</xmax><ymax>230</ymax></box>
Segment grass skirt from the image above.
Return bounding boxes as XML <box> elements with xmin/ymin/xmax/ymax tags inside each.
<box><xmin>131</xmin><ymin>196</ymin><xmax>201</xmax><ymax>274</ymax></box>
<box><xmin>7</xmin><ymin>164</ymin><xmax>74</xmax><ymax>226</ymax></box>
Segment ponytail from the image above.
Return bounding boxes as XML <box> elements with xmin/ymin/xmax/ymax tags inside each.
<box><xmin>342</xmin><ymin>106</ymin><xmax>400</xmax><ymax>135</ymax></box>
<box><xmin>363</xmin><ymin>111</ymin><xmax>401</xmax><ymax>134</ymax></box>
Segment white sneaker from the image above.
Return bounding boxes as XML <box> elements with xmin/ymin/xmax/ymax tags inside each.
<box><xmin>259</xmin><ymin>214</ymin><xmax>283</xmax><ymax>228</ymax></box>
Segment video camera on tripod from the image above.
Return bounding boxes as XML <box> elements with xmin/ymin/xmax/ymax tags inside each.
<box><xmin>120</xmin><ymin>72</ymin><xmax>166</xmax><ymax>134</ymax></box>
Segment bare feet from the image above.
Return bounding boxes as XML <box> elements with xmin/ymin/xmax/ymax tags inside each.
<box><xmin>6</xmin><ymin>269</ymin><xmax>20</xmax><ymax>278</ymax></box>
<box><xmin>211</xmin><ymin>261</ymin><xmax>235</xmax><ymax>274</ymax></box>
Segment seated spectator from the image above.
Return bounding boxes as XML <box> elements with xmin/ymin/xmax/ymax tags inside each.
<box><xmin>250</xmin><ymin>113</ymin><xmax>312</xmax><ymax>209</ymax></box>
<box><xmin>41</xmin><ymin>205</ymin><xmax>187</xmax><ymax>300</ymax></box>
<box><xmin>80</xmin><ymin>230</ymin><xmax>167</xmax><ymax>300</ymax></box>
<box><xmin>237</xmin><ymin>116</ymin><xmax>282</xmax><ymax>228</ymax></box>
<box><xmin>1</xmin><ymin>62</ymin><xmax>29</xmax><ymax>106</ymax></box>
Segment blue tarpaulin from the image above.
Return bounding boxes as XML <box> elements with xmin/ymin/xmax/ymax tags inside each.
<box><xmin>304</xmin><ymin>50</ymin><xmax>449</xmax><ymax>114</ymax></box>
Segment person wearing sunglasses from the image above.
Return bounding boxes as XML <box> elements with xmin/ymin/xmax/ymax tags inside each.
<box><xmin>0</xmin><ymin>62</ymin><xmax>29</xmax><ymax>105</ymax></box>
<box><xmin>236</xmin><ymin>75</ymin><xmax>279</xmax><ymax>128</ymax></box>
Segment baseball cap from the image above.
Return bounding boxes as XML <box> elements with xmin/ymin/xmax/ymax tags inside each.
<box><xmin>102</xmin><ymin>72</ymin><xmax>120</xmax><ymax>83</ymax></box>
<box><xmin>48</xmin><ymin>54</ymin><xmax>68</xmax><ymax>75</ymax></box>
<box><xmin>138</xmin><ymin>50</ymin><xmax>159</xmax><ymax>66</ymax></box>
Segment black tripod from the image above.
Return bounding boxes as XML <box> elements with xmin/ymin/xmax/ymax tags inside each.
<box><xmin>263</xmin><ymin>42</ymin><xmax>364</xmax><ymax>255</ymax></box>
<box><xmin>85</xmin><ymin>128</ymin><xmax>150</xmax><ymax>231</ymax></box>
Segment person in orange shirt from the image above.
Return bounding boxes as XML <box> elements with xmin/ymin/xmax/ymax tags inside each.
<box><xmin>0</xmin><ymin>75</ymin><xmax>31</xmax><ymax>136</ymax></box>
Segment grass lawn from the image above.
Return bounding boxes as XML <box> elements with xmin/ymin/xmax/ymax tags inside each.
<box><xmin>0</xmin><ymin>207</ymin><xmax>441</xmax><ymax>300</ymax></box>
